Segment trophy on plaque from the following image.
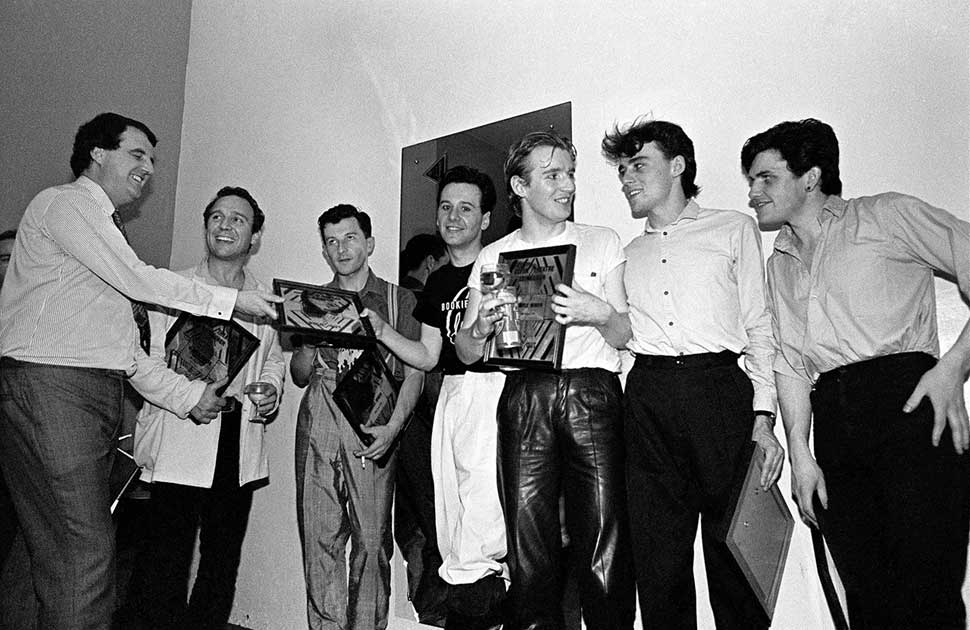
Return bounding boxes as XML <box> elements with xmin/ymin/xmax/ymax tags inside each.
<box><xmin>480</xmin><ymin>262</ymin><xmax>520</xmax><ymax>350</ymax></box>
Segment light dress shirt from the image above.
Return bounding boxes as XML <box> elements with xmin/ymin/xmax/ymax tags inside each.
<box><xmin>767</xmin><ymin>192</ymin><xmax>970</xmax><ymax>383</ymax></box>
<box><xmin>0</xmin><ymin>176</ymin><xmax>237</xmax><ymax>373</ymax></box>
<box><xmin>468</xmin><ymin>222</ymin><xmax>627</xmax><ymax>373</ymax></box>
<box><xmin>624</xmin><ymin>200</ymin><xmax>776</xmax><ymax>412</ymax></box>
<box><xmin>135</xmin><ymin>260</ymin><xmax>286</xmax><ymax>488</ymax></box>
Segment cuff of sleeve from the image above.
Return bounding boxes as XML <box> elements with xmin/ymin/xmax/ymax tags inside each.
<box><xmin>205</xmin><ymin>286</ymin><xmax>238</xmax><ymax>321</ymax></box>
<box><xmin>752</xmin><ymin>392</ymin><xmax>777</xmax><ymax>415</ymax></box>
<box><xmin>176</xmin><ymin>380</ymin><xmax>209</xmax><ymax>419</ymax></box>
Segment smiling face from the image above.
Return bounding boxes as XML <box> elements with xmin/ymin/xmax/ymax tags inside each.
<box><xmin>91</xmin><ymin>127</ymin><xmax>155</xmax><ymax>208</ymax></box>
<box><xmin>322</xmin><ymin>216</ymin><xmax>374</xmax><ymax>279</ymax></box>
<box><xmin>205</xmin><ymin>195</ymin><xmax>258</xmax><ymax>261</ymax></box>
<box><xmin>615</xmin><ymin>141</ymin><xmax>682</xmax><ymax>219</ymax></box>
<box><xmin>436</xmin><ymin>182</ymin><xmax>490</xmax><ymax>250</ymax></box>
<box><xmin>745</xmin><ymin>149</ymin><xmax>812</xmax><ymax>229</ymax></box>
<box><xmin>512</xmin><ymin>145</ymin><xmax>575</xmax><ymax>227</ymax></box>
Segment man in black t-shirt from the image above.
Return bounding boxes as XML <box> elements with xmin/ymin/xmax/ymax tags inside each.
<box><xmin>366</xmin><ymin>166</ymin><xmax>507</xmax><ymax>630</ymax></box>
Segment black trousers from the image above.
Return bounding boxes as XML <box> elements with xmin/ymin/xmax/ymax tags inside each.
<box><xmin>812</xmin><ymin>352</ymin><xmax>970</xmax><ymax>630</ymax></box>
<box><xmin>0</xmin><ymin>471</ymin><xmax>16</xmax><ymax>571</ymax></box>
<box><xmin>394</xmin><ymin>371</ymin><xmax>448</xmax><ymax>625</ymax></box>
<box><xmin>498</xmin><ymin>368</ymin><xmax>635</xmax><ymax>630</ymax></box>
<box><xmin>625</xmin><ymin>353</ymin><xmax>768</xmax><ymax>630</ymax></box>
<box><xmin>125</xmin><ymin>406</ymin><xmax>253</xmax><ymax>630</ymax></box>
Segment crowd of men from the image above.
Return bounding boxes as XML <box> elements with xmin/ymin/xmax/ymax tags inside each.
<box><xmin>0</xmin><ymin>110</ymin><xmax>967</xmax><ymax>630</ymax></box>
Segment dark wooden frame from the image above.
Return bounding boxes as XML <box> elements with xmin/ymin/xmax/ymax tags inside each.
<box><xmin>331</xmin><ymin>347</ymin><xmax>400</xmax><ymax>446</ymax></box>
<box><xmin>164</xmin><ymin>312</ymin><xmax>260</xmax><ymax>392</ymax></box>
<box><xmin>484</xmin><ymin>244</ymin><xmax>576</xmax><ymax>370</ymax></box>
<box><xmin>273</xmin><ymin>279</ymin><xmax>375</xmax><ymax>347</ymax></box>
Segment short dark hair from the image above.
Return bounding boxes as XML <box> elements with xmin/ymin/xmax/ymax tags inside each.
<box><xmin>400</xmin><ymin>233</ymin><xmax>446</xmax><ymax>276</ymax></box>
<box><xmin>317</xmin><ymin>204</ymin><xmax>372</xmax><ymax>240</ymax></box>
<box><xmin>203</xmin><ymin>186</ymin><xmax>265</xmax><ymax>233</ymax></box>
<box><xmin>436</xmin><ymin>165</ymin><xmax>497</xmax><ymax>215</ymax></box>
<box><xmin>70</xmin><ymin>113</ymin><xmax>157</xmax><ymax>177</ymax></box>
<box><xmin>504</xmin><ymin>131</ymin><xmax>577</xmax><ymax>217</ymax></box>
<box><xmin>741</xmin><ymin>118</ymin><xmax>842</xmax><ymax>195</ymax></box>
<box><xmin>601</xmin><ymin>117</ymin><xmax>700</xmax><ymax>199</ymax></box>
<box><xmin>0</xmin><ymin>230</ymin><xmax>16</xmax><ymax>243</ymax></box>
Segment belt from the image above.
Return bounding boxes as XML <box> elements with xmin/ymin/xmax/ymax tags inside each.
<box><xmin>814</xmin><ymin>351</ymin><xmax>935</xmax><ymax>393</ymax></box>
<box><xmin>634</xmin><ymin>350</ymin><xmax>739</xmax><ymax>370</ymax></box>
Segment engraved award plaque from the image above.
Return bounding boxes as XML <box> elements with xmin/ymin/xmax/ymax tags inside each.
<box><xmin>484</xmin><ymin>244</ymin><xmax>576</xmax><ymax>370</ymax></box>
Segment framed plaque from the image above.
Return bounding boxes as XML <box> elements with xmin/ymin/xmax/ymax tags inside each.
<box><xmin>331</xmin><ymin>347</ymin><xmax>400</xmax><ymax>446</ymax></box>
<box><xmin>165</xmin><ymin>313</ymin><xmax>260</xmax><ymax>392</ymax></box>
<box><xmin>273</xmin><ymin>279</ymin><xmax>376</xmax><ymax>347</ymax></box>
<box><xmin>484</xmin><ymin>244</ymin><xmax>576</xmax><ymax>370</ymax></box>
<box><xmin>721</xmin><ymin>441</ymin><xmax>795</xmax><ymax>620</ymax></box>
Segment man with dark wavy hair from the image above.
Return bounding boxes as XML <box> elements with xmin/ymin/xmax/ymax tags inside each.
<box><xmin>122</xmin><ymin>186</ymin><xmax>285</xmax><ymax>630</ymax></box>
<box><xmin>743</xmin><ymin>118</ymin><xmax>970</xmax><ymax>630</ymax></box>
<box><xmin>0</xmin><ymin>113</ymin><xmax>280</xmax><ymax>630</ymax></box>
<box><xmin>365</xmin><ymin>165</ymin><xmax>506</xmax><ymax>629</ymax></box>
<box><xmin>456</xmin><ymin>132</ymin><xmax>636</xmax><ymax>630</ymax></box>
<box><xmin>603</xmin><ymin>117</ymin><xmax>782</xmax><ymax>630</ymax></box>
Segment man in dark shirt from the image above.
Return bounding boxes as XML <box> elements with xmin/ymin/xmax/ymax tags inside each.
<box><xmin>368</xmin><ymin>166</ymin><xmax>507</xmax><ymax>629</ymax></box>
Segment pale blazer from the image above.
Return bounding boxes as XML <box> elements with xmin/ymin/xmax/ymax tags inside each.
<box><xmin>134</xmin><ymin>261</ymin><xmax>286</xmax><ymax>488</ymax></box>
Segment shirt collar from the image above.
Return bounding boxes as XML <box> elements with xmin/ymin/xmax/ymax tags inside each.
<box><xmin>644</xmin><ymin>199</ymin><xmax>699</xmax><ymax>233</ymax></box>
<box><xmin>772</xmin><ymin>195</ymin><xmax>847</xmax><ymax>257</ymax></box>
<box><xmin>76</xmin><ymin>175</ymin><xmax>116</xmax><ymax>216</ymax></box>
<box><xmin>821</xmin><ymin>195</ymin><xmax>847</xmax><ymax>218</ymax></box>
<box><xmin>192</xmin><ymin>258</ymin><xmax>256</xmax><ymax>290</ymax></box>
<box><xmin>326</xmin><ymin>268</ymin><xmax>382</xmax><ymax>297</ymax></box>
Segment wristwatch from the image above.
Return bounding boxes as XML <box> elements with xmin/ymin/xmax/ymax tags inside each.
<box><xmin>755</xmin><ymin>410</ymin><xmax>777</xmax><ymax>427</ymax></box>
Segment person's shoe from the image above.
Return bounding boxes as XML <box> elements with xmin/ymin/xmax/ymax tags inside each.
<box><xmin>445</xmin><ymin>574</ymin><xmax>507</xmax><ymax>629</ymax></box>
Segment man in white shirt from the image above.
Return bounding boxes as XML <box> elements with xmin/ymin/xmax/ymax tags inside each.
<box><xmin>0</xmin><ymin>113</ymin><xmax>280</xmax><ymax>630</ymax></box>
<box><xmin>602</xmin><ymin>118</ymin><xmax>783</xmax><ymax>629</ymax></box>
<box><xmin>122</xmin><ymin>186</ymin><xmax>285</xmax><ymax>630</ymax></box>
<box><xmin>455</xmin><ymin>131</ymin><xmax>636</xmax><ymax>630</ymax></box>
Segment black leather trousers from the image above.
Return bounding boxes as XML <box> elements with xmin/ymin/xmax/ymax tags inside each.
<box><xmin>497</xmin><ymin>368</ymin><xmax>635</xmax><ymax>630</ymax></box>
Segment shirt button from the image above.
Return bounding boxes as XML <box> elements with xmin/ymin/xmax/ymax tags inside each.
<box><xmin>662</xmin><ymin>232</ymin><xmax>668</xmax><ymax>236</ymax></box>
<box><xmin>661</xmin><ymin>259</ymin><xmax>667</xmax><ymax>263</ymax></box>
<box><xmin>668</xmin><ymin>321</ymin><xmax>674</xmax><ymax>326</ymax></box>
<box><xmin>663</xmin><ymin>290</ymin><xmax>669</xmax><ymax>295</ymax></box>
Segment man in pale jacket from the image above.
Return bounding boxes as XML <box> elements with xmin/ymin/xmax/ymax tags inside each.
<box><xmin>124</xmin><ymin>186</ymin><xmax>285</xmax><ymax>630</ymax></box>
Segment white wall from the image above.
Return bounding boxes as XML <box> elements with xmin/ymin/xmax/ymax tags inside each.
<box><xmin>0</xmin><ymin>0</ymin><xmax>193</xmax><ymax>268</ymax></box>
<box><xmin>172</xmin><ymin>2</ymin><xmax>969</xmax><ymax>628</ymax></box>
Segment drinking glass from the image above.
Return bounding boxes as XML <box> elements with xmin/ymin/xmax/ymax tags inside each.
<box><xmin>243</xmin><ymin>381</ymin><xmax>275</xmax><ymax>423</ymax></box>
<box><xmin>480</xmin><ymin>262</ymin><xmax>520</xmax><ymax>349</ymax></box>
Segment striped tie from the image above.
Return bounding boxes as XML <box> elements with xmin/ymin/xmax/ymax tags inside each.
<box><xmin>110</xmin><ymin>212</ymin><xmax>152</xmax><ymax>355</ymax></box>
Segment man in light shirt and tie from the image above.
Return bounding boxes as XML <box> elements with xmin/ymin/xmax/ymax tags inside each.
<box><xmin>0</xmin><ymin>112</ymin><xmax>281</xmax><ymax>630</ymax></box>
